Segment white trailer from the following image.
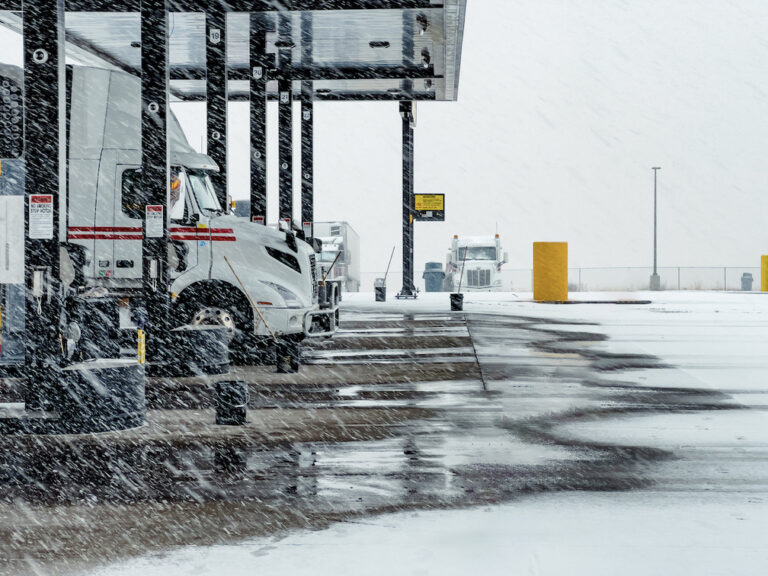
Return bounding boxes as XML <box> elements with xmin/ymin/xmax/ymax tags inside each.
<box><xmin>0</xmin><ymin>65</ymin><xmax>338</xmax><ymax>368</ymax></box>
<box><xmin>312</xmin><ymin>222</ymin><xmax>361</xmax><ymax>293</ymax></box>
<box><xmin>444</xmin><ymin>234</ymin><xmax>508</xmax><ymax>292</ymax></box>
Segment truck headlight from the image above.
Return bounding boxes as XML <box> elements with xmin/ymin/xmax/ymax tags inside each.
<box><xmin>263</xmin><ymin>282</ymin><xmax>303</xmax><ymax>309</ymax></box>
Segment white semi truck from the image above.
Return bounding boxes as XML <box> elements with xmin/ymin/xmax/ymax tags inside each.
<box><xmin>444</xmin><ymin>234</ymin><xmax>508</xmax><ymax>292</ymax></box>
<box><xmin>0</xmin><ymin>65</ymin><xmax>338</xmax><ymax>368</ymax></box>
<box><xmin>313</xmin><ymin>222</ymin><xmax>361</xmax><ymax>293</ymax></box>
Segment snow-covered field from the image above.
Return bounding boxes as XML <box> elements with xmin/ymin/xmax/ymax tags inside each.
<box><xmin>86</xmin><ymin>291</ymin><xmax>768</xmax><ymax>576</ymax></box>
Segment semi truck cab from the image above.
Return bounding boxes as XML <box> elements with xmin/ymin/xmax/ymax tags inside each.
<box><xmin>2</xmin><ymin>65</ymin><xmax>338</xmax><ymax>368</ymax></box>
<box><xmin>444</xmin><ymin>234</ymin><xmax>508</xmax><ymax>292</ymax></box>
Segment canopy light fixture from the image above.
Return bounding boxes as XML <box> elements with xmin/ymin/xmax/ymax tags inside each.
<box><xmin>421</xmin><ymin>47</ymin><xmax>431</xmax><ymax>67</ymax></box>
<box><xmin>416</xmin><ymin>13</ymin><xmax>429</xmax><ymax>34</ymax></box>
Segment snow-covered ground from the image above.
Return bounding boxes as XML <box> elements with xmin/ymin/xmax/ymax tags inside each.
<box><xmin>85</xmin><ymin>291</ymin><xmax>768</xmax><ymax>576</ymax></box>
<box><xmin>88</xmin><ymin>492</ymin><xmax>768</xmax><ymax>576</ymax></box>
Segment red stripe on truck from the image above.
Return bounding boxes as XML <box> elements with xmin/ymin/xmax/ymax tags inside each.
<box><xmin>68</xmin><ymin>234</ymin><xmax>144</xmax><ymax>240</ymax></box>
<box><xmin>69</xmin><ymin>226</ymin><xmax>142</xmax><ymax>232</ymax></box>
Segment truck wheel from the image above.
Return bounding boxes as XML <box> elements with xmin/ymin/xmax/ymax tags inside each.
<box><xmin>191</xmin><ymin>307</ymin><xmax>237</xmax><ymax>343</ymax></box>
<box><xmin>276</xmin><ymin>338</ymin><xmax>300</xmax><ymax>373</ymax></box>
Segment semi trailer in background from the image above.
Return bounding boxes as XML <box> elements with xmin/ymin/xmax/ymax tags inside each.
<box><xmin>313</xmin><ymin>222</ymin><xmax>361</xmax><ymax>293</ymax></box>
<box><xmin>444</xmin><ymin>234</ymin><xmax>508</xmax><ymax>292</ymax></box>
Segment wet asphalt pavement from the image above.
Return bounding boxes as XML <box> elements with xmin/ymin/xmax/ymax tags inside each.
<box><xmin>0</xmin><ymin>303</ymin><xmax>753</xmax><ymax>575</ymax></box>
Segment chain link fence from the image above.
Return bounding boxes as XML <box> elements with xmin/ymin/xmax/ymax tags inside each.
<box><xmin>358</xmin><ymin>267</ymin><xmax>762</xmax><ymax>293</ymax></box>
<box><xmin>502</xmin><ymin>267</ymin><xmax>761</xmax><ymax>292</ymax></box>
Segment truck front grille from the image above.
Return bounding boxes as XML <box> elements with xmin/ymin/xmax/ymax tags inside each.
<box><xmin>466</xmin><ymin>269</ymin><xmax>490</xmax><ymax>287</ymax></box>
<box><xmin>309</xmin><ymin>254</ymin><xmax>318</xmax><ymax>299</ymax></box>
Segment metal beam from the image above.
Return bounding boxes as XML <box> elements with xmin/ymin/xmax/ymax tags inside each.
<box><xmin>34</xmin><ymin>0</ymin><xmax>442</xmax><ymax>12</ymax></box>
<box><xmin>22</xmin><ymin>0</ymin><xmax>66</xmax><ymax>409</ymax></box>
<box><xmin>140</xmin><ymin>0</ymin><xmax>170</xmax><ymax>364</ymax></box>
<box><xmin>177</xmin><ymin>91</ymin><xmax>437</xmax><ymax>103</ymax></box>
<box><xmin>300</xmin><ymin>10</ymin><xmax>313</xmax><ymax>236</ymax></box>
<box><xmin>249</xmin><ymin>11</ymin><xmax>267</xmax><ymax>224</ymax></box>
<box><xmin>168</xmin><ymin>0</ymin><xmax>440</xmax><ymax>12</ymax></box>
<box><xmin>277</xmin><ymin>13</ymin><xmax>293</xmax><ymax>226</ymax></box>
<box><xmin>170</xmin><ymin>64</ymin><xmax>439</xmax><ymax>82</ymax></box>
<box><xmin>206</xmin><ymin>8</ymin><xmax>228</xmax><ymax>207</ymax></box>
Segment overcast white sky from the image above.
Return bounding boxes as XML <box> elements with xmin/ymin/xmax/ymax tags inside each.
<box><xmin>3</xmin><ymin>1</ymin><xmax>768</xmax><ymax>289</ymax></box>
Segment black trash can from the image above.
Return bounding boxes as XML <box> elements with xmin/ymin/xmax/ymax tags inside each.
<box><xmin>450</xmin><ymin>293</ymin><xmax>464</xmax><ymax>311</ymax></box>
<box><xmin>374</xmin><ymin>278</ymin><xmax>386</xmax><ymax>302</ymax></box>
<box><xmin>423</xmin><ymin>262</ymin><xmax>446</xmax><ymax>293</ymax></box>
<box><xmin>741</xmin><ymin>273</ymin><xmax>754</xmax><ymax>291</ymax></box>
<box><xmin>215</xmin><ymin>380</ymin><xmax>249</xmax><ymax>425</ymax></box>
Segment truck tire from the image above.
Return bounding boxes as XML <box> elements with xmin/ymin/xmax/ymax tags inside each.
<box><xmin>188</xmin><ymin>304</ymin><xmax>257</xmax><ymax>365</ymax></box>
<box><xmin>173</xmin><ymin>282</ymin><xmax>254</xmax><ymax>363</ymax></box>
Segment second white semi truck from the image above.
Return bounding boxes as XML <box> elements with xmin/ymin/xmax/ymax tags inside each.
<box><xmin>444</xmin><ymin>234</ymin><xmax>508</xmax><ymax>292</ymax></box>
<box><xmin>0</xmin><ymin>65</ymin><xmax>338</xmax><ymax>369</ymax></box>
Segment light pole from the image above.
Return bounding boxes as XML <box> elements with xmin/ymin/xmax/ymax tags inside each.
<box><xmin>650</xmin><ymin>167</ymin><xmax>661</xmax><ymax>291</ymax></box>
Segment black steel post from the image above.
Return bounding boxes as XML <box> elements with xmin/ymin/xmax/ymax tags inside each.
<box><xmin>399</xmin><ymin>11</ymin><xmax>415</xmax><ymax>297</ymax></box>
<box><xmin>300</xmin><ymin>11</ymin><xmax>313</xmax><ymax>237</ymax></box>
<box><xmin>21</xmin><ymin>0</ymin><xmax>65</xmax><ymax>409</ymax></box>
<box><xmin>653</xmin><ymin>167</ymin><xmax>660</xmax><ymax>275</ymax></box>
<box><xmin>141</xmin><ymin>0</ymin><xmax>170</xmax><ymax>363</ymax></box>
<box><xmin>300</xmin><ymin>99</ymin><xmax>313</xmax><ymax>237</ymax></box>
<box><xmin>277</xmin><ymin>13</ymin><xmax>293</xmax><ymax>226</ymax></box>
<box><xmin>206</xmin><ymin>8</ymin><xmax>228</xmax><ymax>208</ymax></box>
<box><xmin>400</xmin><ymin>101</ymin><xmax>415</xmax><ymax>297</ymax></box>
<box><xmin>249</xmin><ymin>12</ymin><xmax>267</xmax><ymax>224</ymax></box>
<box><xmin>650</xmin><ymin>166</ymin><xmax>661</xmax><ymax>290</ymax></box>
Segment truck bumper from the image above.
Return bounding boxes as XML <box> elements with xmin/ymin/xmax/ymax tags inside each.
<box><xmin>303</xmin><ymin>306</ymin><xmax>339</xmax><ymax>338</ymax></box>
<box><xmin>254</xmin><ymin>303</ymin><xmax>339</xmax><ymax>339</ymax></box>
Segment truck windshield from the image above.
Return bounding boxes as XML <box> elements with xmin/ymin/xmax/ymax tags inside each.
<box><xmin>458</xmin><ymin>247</ymin><xmax>497</xmax><ymax>261</ymax></box>
<box><xmin>187</xmin><ymin>171</ymin><xmax>221</xmax><ymax>214</ymax></box>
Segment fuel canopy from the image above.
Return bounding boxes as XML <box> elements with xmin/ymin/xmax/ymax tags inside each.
<box><xmin>0</xmin><ymin>1</ymin><xmax>466</xmax><ymax>102</ymax></box>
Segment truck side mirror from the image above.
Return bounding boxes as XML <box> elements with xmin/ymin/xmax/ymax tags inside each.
<box><xmin>503</xmin><ymin>252</ymin><xmax>509</xmax><ymax>264</ymax></box>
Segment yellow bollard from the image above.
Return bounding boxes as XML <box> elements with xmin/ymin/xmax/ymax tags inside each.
<box><xmin>533</xmin><ymin>242</ymin><xmax>568</xmax><ymax>302</ymax></box>
<box><xmin>762</xmin><ymin>256</ymin><xmax>768</xmax><ymax>292</ymax></box>
<box><xmin>137</xmin><ymin>329</ymin><xmax>146</xmax><ymax>364</ymax></box>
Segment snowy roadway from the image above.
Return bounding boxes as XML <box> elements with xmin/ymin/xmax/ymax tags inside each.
<box><xmin>2</xmin><ymin>291</ymin><xmax>767</xmax><ymax>575</ymax></box>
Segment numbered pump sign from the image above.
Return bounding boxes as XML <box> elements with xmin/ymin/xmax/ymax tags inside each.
<box><xmin>413</xmin><ymin>194</ymin><xmax>445</xmax><ymax>222</ymax></box>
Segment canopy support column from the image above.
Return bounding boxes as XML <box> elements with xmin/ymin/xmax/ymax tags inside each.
<box><xmin>399</xmin><ymin>10</ymin><xmax>416</xmax><ymax>297</ymax></box>
<box><xmin>21</xmin><ymin>0</ymin><xmax>65</xmax><ymax>409</ymax></box>
<box><xmin>277</xmin><ymin>13</ymin><xmax>293</xmax><ymax>227</ymax></box>
<box><xmin>249</xmin><ymin>12</ymin><xmax>267</xmax><ymax>224</ymax></box>
<box><xmin>141</xmin><ymin>0</ymin><xmax>170</xmax><ymax>363</ymax></box>
<box><xmin>300</xmin><ymin>11</ymin><xmax>313</xmax><ymax>238</ymax></box>
<box><xmin>400</xmin><ymin>101</ymin><xmax>415</xmax><ymax>297</ymax></box>
<box><xmin>206</xmin><ymin>7</ymin><xmax>228</xmax><ymax>207</ymax></box>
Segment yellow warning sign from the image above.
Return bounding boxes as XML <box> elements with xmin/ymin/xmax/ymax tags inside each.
<box><xmin>414</xmin><ymin>194</ymin><xmax>444</xmax><ymax>211</ymax></box>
